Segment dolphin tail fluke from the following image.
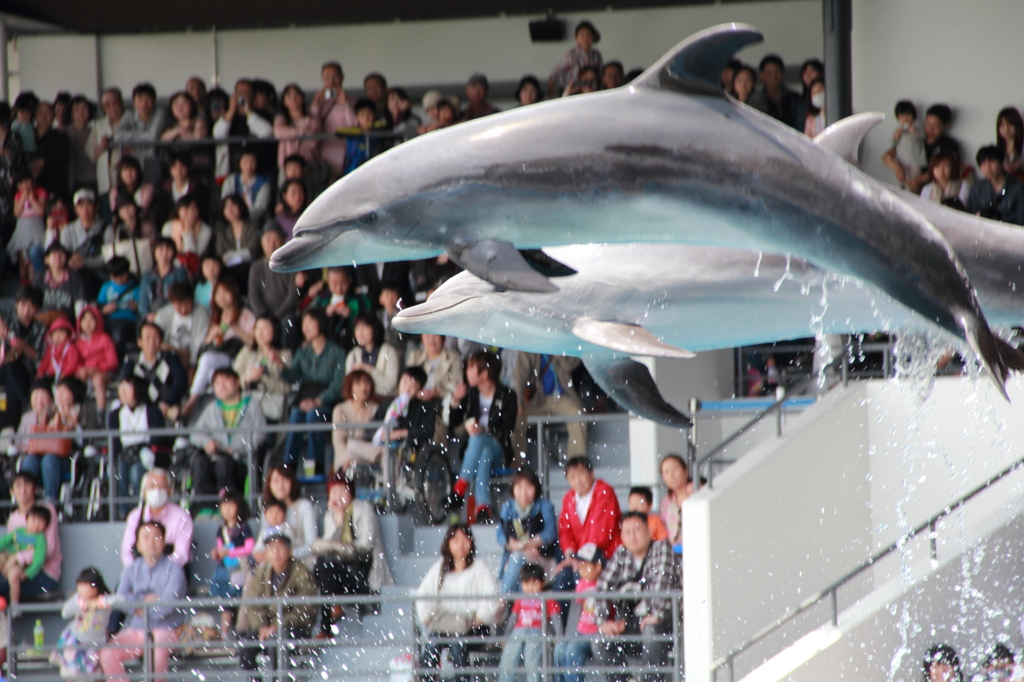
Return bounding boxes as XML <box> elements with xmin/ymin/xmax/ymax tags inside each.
<box><xmin>447</xmin><ymin>240</ymin><xmax>561</xmax><ymax>293</ymax></box>
<box><xmin>584</xmin><ymin>357</ymin><xmax>692</xmax><ymax>429</ymax></box>
<box><xmin>965</xmin><ymin>322</ymin><xmax>1024</xmax><ymax>401</ymax></box>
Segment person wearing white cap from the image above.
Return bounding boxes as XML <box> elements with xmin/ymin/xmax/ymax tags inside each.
<box><xmin>61</xmin><ymin>189</ymin><xmax>109</xmax><ymax>295</ymax></box>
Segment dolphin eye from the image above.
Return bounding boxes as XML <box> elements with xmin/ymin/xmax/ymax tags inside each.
<box><xmin>361</xmin><ymin>212</ymin><xmax>378</xmax><ymax>225</ymax></box>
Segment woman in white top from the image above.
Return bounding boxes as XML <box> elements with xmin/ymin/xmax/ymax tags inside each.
<box><xmin>919</xmin><ymin>152</ymin><xmax>972</xmax><ymax>208</ymax></box>
<box><xmin>344</xmin><ymin>315</ymin><xmax>400</xmax><ymax>397</ymax></box>
<box><xmin>415</xmin><ymin>524</ymin><xmax>501</xmax><ymax>681</ymax></box>
<box><xmin>255</xmin><ymin>464</ymin><xmax>318</xmax><ymax>565</ymax></box>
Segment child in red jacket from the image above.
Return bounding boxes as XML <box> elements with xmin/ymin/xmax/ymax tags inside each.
<box><xmin>74</xmin><ymin>306</ymin><xmax>119</xmax><ymax>411</ymax></box>
<box><xmin>36</xmin><ymin>317</ymin><xmax>82</xmax><ymax>382</ymax></box>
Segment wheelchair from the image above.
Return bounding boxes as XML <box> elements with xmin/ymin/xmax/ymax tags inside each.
<box><xmin>348</xmin><ymin>438</ymin><xmax>453</xmax><ymax>525</ymax></box>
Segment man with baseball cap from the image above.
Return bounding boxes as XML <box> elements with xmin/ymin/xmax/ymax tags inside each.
<box><xmin>61</xmin><ymin>188</ymin><xmax>109</xmax><ymax>296</ymax></box>
<box><xmin>548</xmin><ymin>20</ymin><xmax>604</xmax><ymax>97</ymax></box>
<box><xmin>459</xmin><ymin>73</ymin><xmax>500</xmax><ymax>122</ymax></box>
<box><xmin>238</xmin><ymin>532</ymin><xmax>317</xmax><ymax>677</ymax></box>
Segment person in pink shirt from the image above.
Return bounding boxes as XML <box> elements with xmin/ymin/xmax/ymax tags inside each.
<box><xmin>120</xmin><ymin>468</ymin><xmax>193</xmax><ymax>568</ymax></box>
<box><xmin>309</xmin><ymin>61</ymin><xmax>357</xmax><ymax>181</ymax></box>
<box><xmin>2</xmin><ymin>471</ymin><xmax>62</xmax><ymax>599</ymax></box>
<box><xmin>274</xmin><ymin>84</ymin><xmax>321</xmax><ymax>175</ymax></box>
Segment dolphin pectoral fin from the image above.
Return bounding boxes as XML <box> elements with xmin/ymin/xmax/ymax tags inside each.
<box><xmin>585</xmin><ymin>357</ymin><xmax>692</xmax><ymax>429</ymax></box>
<box><xmin>519</xmin><ymin>249</ymin><xmax>577</xmax><ymax>278</ymax></box>
<box><xmin>634</xmin><ymin>23</ymin><xmax>763</xmax><ymax>97</ymax></box>
<box><xmin>573</xmin><ymin>319</ymin><xmax>696</xmax><ymax>359</ymax></box>
<box><xmin>447</xmin><ymin>240</ymin><xmax>559</xmax><ymax>293</ymax></box>
<box><xmin>813</xmin><ymin>113</ymin><xmax>886</xmax><ymax>165</ymax></box>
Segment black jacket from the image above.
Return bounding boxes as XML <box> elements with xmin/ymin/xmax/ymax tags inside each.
<box><xmin>449</xmin><ymin>384</ymin><xmax>518</xmax><ymax>464</ymax></box>
<box><xmin>373</xmin><ymin>396</ymin><xmax>439</xmax><ymax>451</ymax></box>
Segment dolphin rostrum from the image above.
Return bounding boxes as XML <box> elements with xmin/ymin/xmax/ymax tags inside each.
<box><xmin>271</xmin><ymin>23</ymin><xmax>1024</xmax><ymax>395</ymax></box>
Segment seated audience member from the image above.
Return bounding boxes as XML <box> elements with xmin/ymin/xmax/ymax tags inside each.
<box><xmin>215</xmin><ymin>194</ymin><xmax>262</xmax><ymax>292</ymax></box>
<box><xmin>1</xmin><ymin>471</ymin><xmax>62</xmax><ymax>600</ymax></box>
<box><xmin>747</xmin><ymin>54</ymin><xmax>799</xmax><ymax>129</ymax></box>
<box><xmin>114</xmin><ymin>83</ymin><xmax>166</xmax><ymax>183</ymax></box>
<box><xmin>555</xmin><ymin>456</ymin><xmax>621</xmax><ymax>591</ymax></box>
<box><xmin>160</xmin><ymin>151</ymin><xmax>209</xmax><ymax>222</ymax></box>
<box><xmin>406</xmin><ymin>333</ymin><xmax>463</xmax><ymax>412</ymax></box>
<box><xmin>85</xmin><ymin>87</ymin><xmax>124</xmax><ymax>211</ymax></box>
<box><xmin>16</xmin><ymin>382</ymin><xmax>67</xmax><ymax>500</ymax></box>
<box><xmin>548</xmin><ymin>20</ymin><xmax>603</xmax><ymax>97</ymax></box>
<box><xmin>189</xmin><ymin>368</ymin><xmax>266</xmax><ymax>501</ymax></box>
<box><xmin>967</xmin><ymin>146</ymin><xmax>1024</xmax><ymax>225</ymax></box>
<box><xmin>35</xmin><ymin>243</ymin><xmax>85</xmax><ymax>321</ymax></box>
<box><xmin>996</xmin><ymin>107</ymin><xmax>1024</xmax><ymax>177</ymax></box>
<box><xmin>388</xmin><ymin>88</ymin><xmax>421</xmax><ymax>138</ymax></box>
<box><xmin>36</xmin><ymin>317</ymin><xmax>83</xmax><ymax>381</ymax></box>
<box><xmin>901</xmin><ymin>105</ymin><xmax>964</xmax><ymax>193</ymax></box>
<box><xmin>377</xmin><ymin>285</ymin><xmax>406</xmax><ymax>354</ymax></box>
<box><xmin>181</xmin><ymin>278</ymin><xmax>254</xmax><ymax>416</ymax></box>
<box><xmin>802</xmin><ymin>78</ymin><xmax>826</xmax><ymax>137</ymax></box>
<box><xmin>311</xmin><ymin>475</ymin><xmax>394</xmax><ymax>636</ymax></box>
<box><xmin>497</xmin><ymin>469</ymin><xmax>559</xmax><ymax>593</ymax></box>
<box><xmin>10</xmin><ymin>173</ymin><xmax>47</xmax><ymax>278</ymax></box>
<box><xmin>919</xmin><ymin>153</ymin><xmax>971</xmax><ymax>209</ymax></box>
<box><xmin>155</xmin><ymin>281</ymin><xmax>210</xmax><ymax>369</ymax></box>
<box><xmin>602</xmin><ymin>61</ymin><xmax>626</xmax><ymax>90</ymax></box>
<box><xmin>119</xmin><ymin>321</ymin><xmax>188</xmax><ymax>416</ymax></box>
<box><xmin>161</xmin><ymin>92</ymin><xmax>208</xmax><ymax>143</ymax></box>
<box><xmin>658</xmin><ymin>454</ymin><xmax>690</xmax><ymax>564</ymax></box>
<box><xmin>513</xmin><ymin>352</ymin><xmax>587</xmax><ymax>462</ymax></box>
<box><xmin>366</xmin><ymin>367</ymin><xmax>438</xmax><ymax>487</ymax></box>
<box><xmin>252</xmin><ymin>499</ymin><xmax>292</xmax><ymax>563</ymax></box>
<box><xmin>61</xmin><ymin>189</ymin><xmax>108</xmax><ymax>292</ymax></box>
<box><xmin>448</xmin><ymin>351</ymin><xmax>517</xmax><ymax>523</ymax></box>
<box><xmin>308</xmin><ymin>265</ymin><xmax>370</xmax><ymax>349</ymax></box>
<box><xmin>108</xmin><ymin>157</ymin><xmax>156</xmax><ymax>238</ymax></box>
<box><xmin>554</xmin><ymin>543</ymin><xmax>604</xmax><ymax>682</ymax></box>
<box><xmin>281</xmin><ymin>308</ymin><xmax>346</xmax><ymax>471</ymax></box>
<box><xmin>139</xmin><ymin>237</ymin><xmax>190</xmax><ymax>321</ymax></box>
<box><xmin>345</xmin><ymin>314</ymin><xmax>400</xmax><ymax>396</ymax></box>
<box><xmin>210</xmin><ymin>489</ymin><xmax>253</xmax><ymax>638</ymax></box>
<box><xmin>497</xmin><ymin>562</ymin><xmax>562</xmax><ymax>682</ymax></box>
<box><xmin>460</xmin><ymin>74</ymin><xmax>499</xmax><ymax>121</ymax></box>
<box><xmin>593</xmin><ymin>512</ymin><xmax>680</xmax><ymax>682</ymax></box>
<box><xmin>35</xmin><ymin>102</ymin><xmax>71</xmax><ymax>203</ymax></box>
<box><xmin>234</xmin><ymin>314</ymin><xmax>293</xmax><ymax>422</ymax></box>
<box><xmin>222</xmin><ymin>149</ymin><xmax>271</xmax><ymax>226</ymax></box>
<box><xmin>257</xmin><ymin>465</ymin><xmax>317</xmax><ymax>564</ymax></box>
<box><xmin>274</xmin><ymin>84</ymin><xmax>321</xmax><ymax>177</ymax></box>
<box><xmin>279</xmin><ymin>153</ymin><xmax>307</xmax><ymax>186</ymax></box>
<box><xmin>922</xmin><ymin>645</ymin><xmax>962</xmax><ymax>682</ymax></box>
<box><xmin>311</xmin><ymin>61</ymin><xmax>358</xmax><ymax>180</ymax></box>
<box><xmin>729</xmin><ymin>64</ymin><xmax>756</xmax><ymax>103</ymax></box>
<box><xmin>274</xmin><ymin>179</ymin><xmax>307</xmax><ymax>240</ymax></box>
<box><xmin>110</xmin><ymin>378</ymin><xmax>173</xmax><ymax>513</ymax></box>
<box><xmin>356</xmin><ymin>258</ymin><xmax>412</xmax><ymax>309</ymax></box>
<box><xmin>437</xmin><ymin>99</ymin><xmax>458</xmax><ymax>130</ymax></box>
<box><xmin>237</xmin><ymin>533</ymin><xmax>317</xmax><ymax>675</ymax></box>
<box><xmin>97</xmin><ymin>256</ymin><xmax>140</xmax><ymax>354</ymax></box>
<box><xmin>248</xmin><ymin>226</ymin><xmax>302</xmax><ymax>347</ymax></box>
<box><xmin>194</xmin><ymin>254</ymin><xmax>222</xmax><ymax>308</ymax></box>
<box><xmin>212</xmin><ymin>79</ymin><xmax>273</xmax><ymax>178</ymax></box>
<box><xmin>339</xmin><ymin>99</ymin><xmax>383</xmax><ymax>176</ymax></box>
<box><xmin>120</xmin><ymin>469</ymin><xmax>192</xmax><ymax>567</ymax></box>
<box><xmin>362</xmin><ymin>72</ymin><xmax>392</xmax><ymax>129</ymax></box>
<box><xmin>0</xmin><ymin>504</ymin><xmax>50</xmax><ymax>604</ymax></box>
<box><xmin>979</xmin><ymin>645</ymin><xmax>1015</xmax><ymax>680</ymax></box>
<box><xmin>331</xmin><ymin>370</ymin><xmax>380</xmax><ymax>474</ymax></box>
<box><xmin>162</xmin><ymin>194</ymin><xmax>212</xmax><ymax>275</ymax></box>
<box><xmin>515</xmin><ymin>76</ymin><xmax>542</xmax><ymax>107</ymax></box>
<box><xmin>74</xmin><ymin>308</ymin><xmax>116</xmax><ymax>411</ymax></box>
<box><xmin>52</xmin><ymin>567</ymin><xmax>111</xmax><ymax>679</ymax></box>
<box><xmin>882</xmin><ymin>100</ymin><xmax>927</xmax><ymax>188</ymax></box>
<box><xmin>99</xmin><ymin>521</ymin><xmax>186</xmax><ymax>682</ymax></box>
<box><xmin>415</xmin><ymin>525</ymin><xmax>502</xmax><ymax>681</ymax></box>
<box><xmin>628</xmin><ymin>486</ymin><xmax>668</xmax><ymax>541</ymax></box>
<box><xmin>418</xmin><ymin>90</ymin><xmax>444</xmax><ymax>133</ymax></box>
<box><xmin>565</xmin><ymin>66</ymin><xmax>600</xmax><ymax>96</ymax></box>
<box><xmin>0</xmin><ymin>286</ymin><xmax>46</xmax><ymax>427</ymax></box>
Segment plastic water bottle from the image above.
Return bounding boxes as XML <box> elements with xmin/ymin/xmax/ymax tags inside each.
<box><xmin>33</xmin><ymin>619</ymin><xmax>44</xmax><ymax>650</ymax></box>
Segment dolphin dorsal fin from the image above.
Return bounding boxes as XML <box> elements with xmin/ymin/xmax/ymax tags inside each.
<box><xmin>813</xmin><ymin>112</ymin><xmax>886</xmax><ymax>165</ymax></box>
<box><xmin>633</xmin><ymin>23</ymin><xmax>763</xmax><ymax>97</ymax></box>
<box><xmin>572</xmin><ymin>319</ymin><xmax>695</xmax><ymax>359</ymax></box>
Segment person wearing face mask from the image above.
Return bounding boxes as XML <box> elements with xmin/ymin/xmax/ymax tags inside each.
<box><xmin>119</xmin><ymin>468</ymin><xmax>193</xmax><ymax>568</ymax></box>
<box><xmin>803</xmin><ymin>78</ymin><xmax>826</xmax><ymax>137</ymax></box>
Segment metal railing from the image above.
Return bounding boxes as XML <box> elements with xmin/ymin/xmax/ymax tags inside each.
<box><xmin>711</xmin><ymin>450</ymin><xmax>1024</xmax><ymax>681</ymax></box>
<box><xmin>6</xmin><ymin>589</ymin><xmax>684</xmax><ymax>682</ymax></box>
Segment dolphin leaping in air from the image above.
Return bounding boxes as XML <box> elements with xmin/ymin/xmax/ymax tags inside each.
<box><xmin>272</xmin><ymin>23</ymin><xmax>1024</xmax><ymax>396</ymax></box>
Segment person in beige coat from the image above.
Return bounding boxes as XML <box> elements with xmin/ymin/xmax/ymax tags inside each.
<box><xmin>233</xmin><ymin>314</ymin><xmax>294</xmax><ymax>421</ymax></box>
<box><xmin>512</xmin><ymin>352</ymin><xmax>586</xmax><ymax>461</ymax></box>
<box><xmin>331</xmin><ymin>369</ymin><xmax>381</xmax><ymax>473</ymax></box>
<box><xmin>405</xmin><ymin>333</ymin><xmax>463</xmax><ymax>419</ymax></box>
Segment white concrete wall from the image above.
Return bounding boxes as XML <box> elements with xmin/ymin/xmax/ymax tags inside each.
<box><xmin>11</xmin><ymin>1</ymin><xmax>822</xmax><ymax>100</ymax></box>
<box><xmin>852</xmin><ymin>0</ymin><xmax>1024</xmax><ymax>183</ymax></box>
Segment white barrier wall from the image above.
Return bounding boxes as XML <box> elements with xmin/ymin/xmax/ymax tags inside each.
<box><xmin>685</xmin><ymin>376</ymin><xmax>1024</xmax><ymax>682</ymax></box>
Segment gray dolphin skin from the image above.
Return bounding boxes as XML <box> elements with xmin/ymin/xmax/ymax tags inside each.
<box><xmin>271</xmin><ymin>23</ymin><xmax>1024</xmax><ymax>395</ymax></box>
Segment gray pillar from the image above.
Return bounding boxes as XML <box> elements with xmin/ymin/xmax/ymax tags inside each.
<box><xmin>822</xmin><ymin>0</ymin><xmax>852</xmax><ymax>125</ymax></box>
<box><xmin>0</xmin><ymin>19</ymin><xmax>8</xmax><ymax>102</ymax></box>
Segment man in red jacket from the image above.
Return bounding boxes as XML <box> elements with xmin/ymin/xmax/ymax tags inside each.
<box><xmin>555</xmin><ymin>456</ymin><xmax>621</xmax><ymax>590</ymax></box>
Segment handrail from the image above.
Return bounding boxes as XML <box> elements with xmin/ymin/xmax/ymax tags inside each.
<box><xmin>695</xmin><ymin>378</ymin><xmax>814</xmax><ymax>490</ymax></box>
<box><xmin>107</xmin><ymin>129</ymin><xmax>409</xmax><ymax>149</ymax></box>
<box><xmin>713</xmin><ymin>450</ymin><xmax>1024</xmax><ymax>680</ymax></box>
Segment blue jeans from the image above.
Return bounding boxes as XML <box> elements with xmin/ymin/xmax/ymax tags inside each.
<box><xmin>0</xmin><ymin>569</ymin><xmax>59</xmax><ymax>601</ymax></box>
<box><xmin>28</xmin><ymin>244</ymin><xmax>44</xmax><ymax>276</ymax></box>
<box><xmin>20</xmin><ymin>454</ymin><xmax>71</xmax><ymax>502</ymax></box>
<box><xmin>554</xmin><ymin>640</ymin><xmax>592</xmax><ymax>682</ymax></box>
<box><xmin>458</xmin><ymin>434</ymin><xmax>502</xmax><ymax>507</ymax></box>
<box><xmin>116</xmin><ymin>459</ymin><xmax>146</xmax><ymax>517</ymax></box>
<box><xmin>284</xmin><ymin>407</ymin><xmax>330</xmax><ymax>472</ymax></box>
<box><xmin>498</xmin><ymin>628</ymin><xmax>543</xmax><ymax>682</ymax></box>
